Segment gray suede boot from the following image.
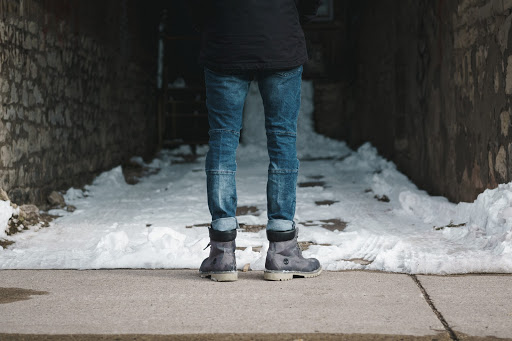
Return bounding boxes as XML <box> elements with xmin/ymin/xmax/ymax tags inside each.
<box><xmin>199</xmin><ymin>228</ymin><xmax>237</xmax><ymax>282</ymax></box>
<box><xmin>264</xmin><ymin>228</ymin><xmax>322</xmax><ymax>281</ymax></box>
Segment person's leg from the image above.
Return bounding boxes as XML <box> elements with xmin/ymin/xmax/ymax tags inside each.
<box><xmin>257</xmin><ymin>65</ymin><xmax>321</xmax><ymax>281</ymax></box>
<box><xmin>200</xmin><ymin>67</ymin><xmax>252</xmax><ymax>282</ymax></box>
<box><xmin>257</xmin><ymin>66</ymin><xmax>303</xmax><ymax>232</ymax></box>
<box><xmin>204</xmin><ymin>67</ymin><xmax>252</xmax><ymax>232</ymax></box>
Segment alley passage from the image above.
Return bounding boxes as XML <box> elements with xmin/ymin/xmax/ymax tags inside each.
<box><xmin>1</xmin><ymin>140</ymin><xmax>511</xmax><ymax>274</ymax></box>
<box><xmin>1</xmin><ymin>81</ymin><xmax>512</xmax><ymax>273</ymax></box>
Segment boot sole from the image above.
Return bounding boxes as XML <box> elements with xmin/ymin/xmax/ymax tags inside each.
<box><xmin>263</xmin><ymin>267</ymin><xmax>322</xmax><ymax>281</ymax></box>
<box><xmin>200</xmin><ymin>271</ymin><xmax>238</xmax><ymax>282</ymax></box>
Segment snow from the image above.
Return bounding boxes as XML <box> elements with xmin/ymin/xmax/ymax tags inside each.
<box><xmin>1</xmin><ymin>80</ymin><xmax>512</xmax><ymax>274</ymax></box>
<box><xmin>1</xmin><ymin>200</ymin><xmax>18</xmax><ymax>240</ymax></box>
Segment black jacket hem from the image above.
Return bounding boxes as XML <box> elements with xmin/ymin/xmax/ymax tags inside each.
<box><xmin>199</xmin><ymin>56</ymin><xmax>308</xmax><ymax>72</ymax></box>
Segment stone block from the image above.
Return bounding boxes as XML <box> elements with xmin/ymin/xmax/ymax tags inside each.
<box><xmin>6</xmin><ymin>106</ymin><xmax>15</xmax><ymax>120</ymax></box>
<box><xmin>0</xmin><ymin>187</ymin><xmax>9</xmax><ymax>201</ymax></box>
<box><xmin>0</xmin><ymin>79</ymin><xmax>8</xmax><ymax>95</ymax></box>
<box><xmin>35</xmin><ymin>53</ymin><xmax>46</xmax><ymax>68</ymax></box>
<box><xmin>27</xmin><ymin>22</ymin><xmax>37</xmax><ymax>35</ymax></box>
<box><xmin>32</xmin><ymin>85</ymin><xmax>43</xmax><ymax>104</ymax></box>
<box><xmin>23</xmin><ymin>34</ymin><xmax>31</xmax><ymax>50</ymax></box>
<box><xmin>0</xmin><ymin>145</ymin><xmax>12</xmax><ymax>167</ymax></box>
<box><xmin>14</xmin><ymin>70</ymin><xmax>21</xmax><ymax>84</ymax></box>
<box><xmin>506</xmin><ymin>55</ymin><xmax>512</xmax><ymax>95</ymax></box>
<box><xmin>9</xmin><ymin>83</ymin><xmax>18</xmax><ymax>103</ymax></box>
<box><xmin>0</xmin><ymin>120</ymin><xmax>6</xmax><ymax>143</ymax></box>
<box><xmin>0</xmin><ymin>104</ymin><xmax>6</xmax><ymax>120</ymax></box>
<box><xmin>21</xmin><ymin>82</ymin><xmax>28</xmax><ymax>107</ymax></box>
<box><xmin>497</xmin><ymin>14</ymin><xmax>512</xmax><ymax>53</ymax></box>
<box><xmin>16</xmin><ymin>107</ymin><xmax>24</xmax><ymax>120</ymax></box>
<box><xmin>29</xmin><ymin>61</ymin><xmax>37</xmax><ymax>79</ymax></box>
<box><xmin>495</xmin><ymin>145</ymin><xmax>508</xmax><ymax>179</ymax></box>
<box><xmin>19</xmin><ymin>204</ymin><xmax>39</xmax><ymax>221</ymax></box>
<box><xmin>47</xmin><ymin>191</ymin><xmax>65</xmax><ymax>207</ymax></box>
<box><xmin>501</xmin><ymin>110</ymin><xmax>510</xmax><ymax>136</ymax></box>
<box><xmin>12</xmin><ymin>139</ymin><xmax>28</xmax><ymax>162</ymax></box>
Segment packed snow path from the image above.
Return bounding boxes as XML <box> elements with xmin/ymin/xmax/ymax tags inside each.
<box><xmin>1</xmin><ymin>81</ymin><xmax>512</xmax><ymax>274</ymax></box>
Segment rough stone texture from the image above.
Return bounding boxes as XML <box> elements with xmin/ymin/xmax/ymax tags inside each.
<box><xmin>18</xmin><ymin>203</ymin><xmax>38</xmax><ymax>220</ymax></box>
<box><xmin>47</xmin><ymin>190</ymin><xmax>64</xmax><ymax>208</ymax></box>
<box><xmin>314</xmin><ymin>0</ymin><xmax>512</xmax><ymax>202</ymax></box>
<box><xmin>0</xmin><ymin>187</ymin><xmax>8</xmax><ymax>201</ymax></box>
<box><xmin>0</xmin><ymin>0</ymin><xmax>158</xmax><ymax>205</ymax></box>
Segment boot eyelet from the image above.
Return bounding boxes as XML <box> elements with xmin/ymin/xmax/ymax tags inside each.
<box><xmin>212</xmin><ymin>258</ymin><xmax>217</xmax><ymax>264</ymax></box>
<box><xmin>283</xmin><ymin>258</ymin><xmax>289</xmax><ymax>265</ymax></box>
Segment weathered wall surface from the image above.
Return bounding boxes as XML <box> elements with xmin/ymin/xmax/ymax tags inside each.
<box><xmin>303</xmin><ymin>3</ymin><xmax>356</xmax><ymax>141</ymax></box>
<box><xmin>0</xmin><ymin>0</ymin><xmax>157</xmax><ymax>205</ymax></box>
<box><xmin>318</xmin><ymin>0</ymin><xmax>512</xmax><ymax>203</ymax></box>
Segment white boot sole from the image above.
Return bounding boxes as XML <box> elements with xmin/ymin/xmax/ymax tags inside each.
<box><xmin>200</xmin><ymin>271</ymin><xmax>238</xmax><ymax>282</ymax></box>
<box><xmin>263</xmin><ymin>267</ymin><xmax>322</xmax><ymax>281</ymax></box>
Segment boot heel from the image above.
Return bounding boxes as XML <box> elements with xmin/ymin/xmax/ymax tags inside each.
<box><xmin>264</xmin><ymin>271</ymin><xmax>293</xmax><ymax>281</ymax></box>
<box><xmin>210</xmin><ymin>272</ymin><xmax>238</xmax><ymax>282</ymax></box>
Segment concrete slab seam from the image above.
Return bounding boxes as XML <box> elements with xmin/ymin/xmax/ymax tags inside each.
<box><xmin>409</xmin><ymin>274</ymin><xmax>459</xmax><ymax>341</ymax></box>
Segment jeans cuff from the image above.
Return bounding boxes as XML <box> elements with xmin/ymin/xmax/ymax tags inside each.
<box><xmin>211</xmin><ymin>217</ymin><xmax>239</xmax><ymax>231</ymax></box>
<box><xmin>267</xmin><ymin>219</ymin><xmax>295</xmax><ymax>231</ymax></box>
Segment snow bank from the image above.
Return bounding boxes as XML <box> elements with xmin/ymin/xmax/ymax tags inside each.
<box><xmin>0</xmin><ymin>200</ymin><xmax>18</xmax><ymax>240</ymax></box>
<box><xmin>306</xmin><ymin>143</ymin><xmax>512</xmax><ymax>274</ymax></box>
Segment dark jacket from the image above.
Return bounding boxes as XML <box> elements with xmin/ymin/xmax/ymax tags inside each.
<box><xmin>191</xmin><ymin>0</ymin><xmax>321</xmax><ymax>71</ymax></box>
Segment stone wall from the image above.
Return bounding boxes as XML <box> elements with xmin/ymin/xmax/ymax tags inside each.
<box><xmin>317</xmin><ymin>0</ymin><xmax>512</xmax><ymax>203</ymax></box>
<box><xmin>0</xmin><ymin>0</ymin><xmax>158</xmax><ymax>205</ymax></box>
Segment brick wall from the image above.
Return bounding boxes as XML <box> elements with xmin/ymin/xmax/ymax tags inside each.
<box><xmin>0</xmin><ymin>0</ymin><xmax>158</xmax><ymax>205</ymax></box>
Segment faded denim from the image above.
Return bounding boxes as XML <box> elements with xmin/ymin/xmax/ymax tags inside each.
<box><xmin>204</xmin><ymin>65</ymin><xmax>303</xmax><ymax>232</ymax></box>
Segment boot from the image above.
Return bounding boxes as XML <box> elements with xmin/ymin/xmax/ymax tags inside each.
<box><xmin>199</xmin><ymin>228</ymin><xmax>238</xmax><ymax>282</ymax></box>
<box><xmin>264</xmin><ymin>227</ymin><xmax>322</xmax><ymax>281</ymax></box>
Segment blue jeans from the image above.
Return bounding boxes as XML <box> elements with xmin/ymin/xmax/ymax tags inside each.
<box><xmin>204</xmin><ymin>65</ymin><xmax>303</xmax><ymax>232</ymax></box>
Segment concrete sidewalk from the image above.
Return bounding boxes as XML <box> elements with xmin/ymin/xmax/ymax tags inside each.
<box><xmin>0</xmin><ymin>270</ymin><xmax>510</xmax><ymax>340</ymax></box>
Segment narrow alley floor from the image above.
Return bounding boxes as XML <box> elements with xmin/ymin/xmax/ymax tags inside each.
<box><xmin>0</xmin><ymin>141</ymin><xmax>511</xmax><ymax>274</ymax></box>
